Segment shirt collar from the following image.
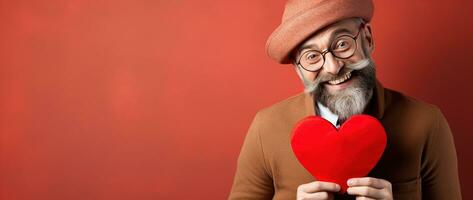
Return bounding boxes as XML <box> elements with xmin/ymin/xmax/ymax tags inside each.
<box><xmin>317</xmin><ymin>101</ymin><xmax>339</xmax><ymax>128</ymax></box>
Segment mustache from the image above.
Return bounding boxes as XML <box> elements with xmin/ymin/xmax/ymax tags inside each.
<box><xmin>317</xmin><ymin>59</ymin><xmax>372</xmax><ymax>83</ymax></box>
<box><xmin>302</xmin><ymin>58</ymin><xmax>373</xmax><ymax>94</ymax></box>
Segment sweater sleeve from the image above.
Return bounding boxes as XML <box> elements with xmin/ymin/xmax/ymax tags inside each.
<box><xmin>420</xmin><ymin>108</ymin><xmax>462</xmax><ymax>199</ymax></box>
<box><xmin>228</xmin><ymin>112</ymin><xmax>274</xmax><ymax>200</ymax></box>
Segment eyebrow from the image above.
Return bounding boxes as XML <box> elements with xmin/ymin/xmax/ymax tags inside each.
<box><xmin>296</xmin><ymin>28</ymin><xmax>355</xmax><ymax>54</ymax></box>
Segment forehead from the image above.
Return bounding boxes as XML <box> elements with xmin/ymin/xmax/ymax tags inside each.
<box><xmin>296</xmin><ymin>18</ymin><xmax>360</xmax><ymax>53</ymax></box>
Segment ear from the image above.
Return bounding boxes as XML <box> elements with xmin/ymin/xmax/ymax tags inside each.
<box><xmin>362</xmin><ymin>23</ymin><xmax>375</xmax><ymax>53</ymax></box>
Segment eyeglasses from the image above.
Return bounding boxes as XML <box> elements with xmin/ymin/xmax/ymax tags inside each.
<box><xmin>296</xmin><ymin>24</ymin><xmax>364</xmax><ymax>72</ymax></box>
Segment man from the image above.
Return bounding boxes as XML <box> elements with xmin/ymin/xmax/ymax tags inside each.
<box><xmin>229</xmin><ymin>0</ymin><xmax>461</xmax><ymax>200</ymax></box>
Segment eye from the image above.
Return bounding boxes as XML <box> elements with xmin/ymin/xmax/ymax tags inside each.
<box><xmin>336</xmin><ymin>40</ymin><xmax>349</xmax><ymax>49</ymax></box>
<box><xmin>305</xmin><ymin>52</ymin><xmax>321</xmax><ymax>62</ymax></box>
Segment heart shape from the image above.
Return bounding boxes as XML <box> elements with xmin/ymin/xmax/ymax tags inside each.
<box><xmin>291</xmin><ymin>114</ymin><xmax>387</xmax><ymax>193</ymax></box>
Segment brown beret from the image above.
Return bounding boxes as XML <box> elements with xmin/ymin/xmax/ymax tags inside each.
<box><xmin>266</xmin><ymin>0</ymin><xmax>374</xmax><ymax>64</ymax></box>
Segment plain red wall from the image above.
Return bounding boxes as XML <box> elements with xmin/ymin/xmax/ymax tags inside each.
<box><xmin>1</xmin><ymin>1</ymin><xmax>472</xmax><ymax>199</ymax></box>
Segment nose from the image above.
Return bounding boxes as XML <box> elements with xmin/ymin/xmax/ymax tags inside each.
<box><xmin>323</xmin><ymin>53</ymin><xmax>344</xmax><ymax>75</ymax></box>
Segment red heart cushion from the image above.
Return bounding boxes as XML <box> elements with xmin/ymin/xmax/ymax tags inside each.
<box><xmin>291</xmin><ymin>114</ymin><xmax>387</xmax><ymax>193</ymax></box>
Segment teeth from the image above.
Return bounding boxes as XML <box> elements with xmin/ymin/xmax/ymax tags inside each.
<box><xmin>328</xmin><ymin>72</ymin><xmax>352</xmax><ymax>85</ymax></box>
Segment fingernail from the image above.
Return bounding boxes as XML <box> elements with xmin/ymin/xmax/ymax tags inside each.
<box><xmin>347</xmin><ymin>179</ymin><xmax>354</xmax><ymax>186</ymax></box>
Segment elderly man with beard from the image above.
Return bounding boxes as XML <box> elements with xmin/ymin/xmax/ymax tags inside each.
<box><xmin>229</xmin><ymin>0</ymin><xmax>461</xmax><ymax>200</ymax></box>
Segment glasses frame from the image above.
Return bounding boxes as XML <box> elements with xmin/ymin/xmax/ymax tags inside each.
<box><xmin>296</xmin><ymin>23</ymin><xmax>365</xmax><ymax>72</ymax></box>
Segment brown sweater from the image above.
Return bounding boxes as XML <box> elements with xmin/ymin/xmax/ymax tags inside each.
<box><xmin>229</xmin><ymin>81</ymin><xmax>461</xmax><ymax>200</ymax></box>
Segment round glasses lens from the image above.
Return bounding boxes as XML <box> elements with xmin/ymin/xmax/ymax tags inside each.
<box><xmin>299</xmin><ymin>50</ymin><xmax>324</xmax><ymax>71</ymax></box>
<box><xmin>331</xmin><ymin>36</ymin><xmax>357</xmax><ymax>59</ymax></box>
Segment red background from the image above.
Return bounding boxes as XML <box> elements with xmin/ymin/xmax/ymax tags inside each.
<box><xmin>1</xmin><ymin>1</ymin><xmax>472</xmax><ymax>199</ymax></box>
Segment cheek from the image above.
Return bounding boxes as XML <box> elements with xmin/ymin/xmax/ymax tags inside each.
<box><xmin>355</xmin><ymin>43</ymin><xmax>372</xmax><ymax>59</ymax></box>
<box><xmin>344</xmin><ymin>52</ymin><xmax>368</xmax><ymax>66</ymax></box>
<box><xmin>301</xmin><ymin>71</ymin><xmax>319</xmax><ymax>82</ymax></box>
<box><xmin>349</xmin><ymin>52</ymin><xmax>366</xmax><ymax>61</ymax></box>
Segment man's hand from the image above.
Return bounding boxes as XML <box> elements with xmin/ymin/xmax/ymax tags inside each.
<box><xmin>346</xmin><ymin>177</ymin><xmax>393</xmax><ymax>200</ymax></box>
<box><xmin>296</xmin><ymin>181</ymin><xmax>340</xmax><ymax>200</ymax></box>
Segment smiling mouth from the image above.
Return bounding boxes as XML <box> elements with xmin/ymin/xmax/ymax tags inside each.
<box><xmin>326</xmin><ymin>71</ymin><xmax>353</xmax><ymax>85</ymax></box>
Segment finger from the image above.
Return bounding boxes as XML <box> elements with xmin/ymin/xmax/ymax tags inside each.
<box><xmin>347</xmin><ymin>177</ymin><xmax>387</xmax><ymax>189</ymax></box>
<box><xmin>299</xmin><ymin>181</ymin><xmax>341</xmax><ymax>193</ymax></box>
<box><xmin>303</xmin><ymin>191</ymin><xmax>335</xmax><ymax>200</ymax></box>
<box><xmin>355</xmin><ymin>197</ymin><xmax>376</xmax><ymax>200</ymax></box>
<box><xmin>346</xmin><ymin>186</ymin><xmax>385</xmax><ymax>199</ymax></box>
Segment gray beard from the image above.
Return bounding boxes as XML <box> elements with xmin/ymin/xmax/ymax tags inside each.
<box><xmin>299</xmin><ymin>59</ymin><xmax>376</xmax><ymax>121</ymax></box>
